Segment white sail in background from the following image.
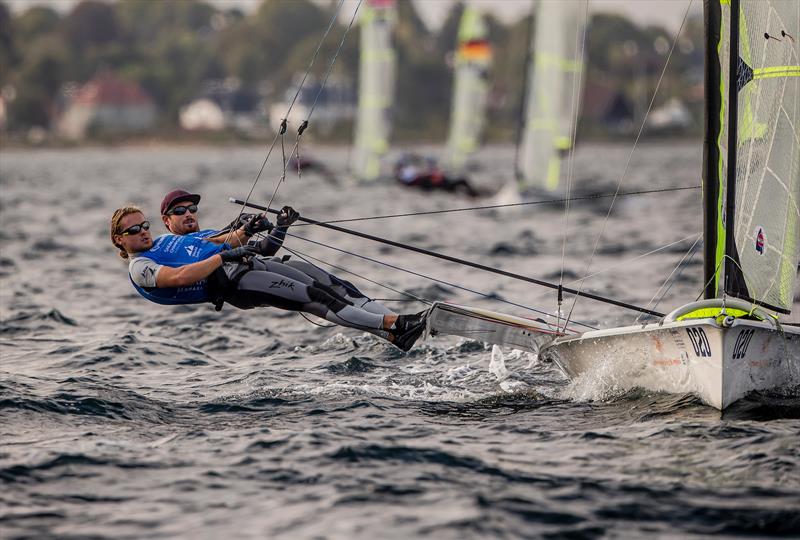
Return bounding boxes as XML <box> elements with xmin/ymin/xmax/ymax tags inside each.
<box><xmin>517</xmin><ymin>0</ymin><xmax>587</xmax><ymax>191</ymax></box>
<box><xmin>351</xmin><ymin>0</ymin><xmax>396</xmax><ymax>181</ymax></box>
<box><xmin>444</xmin><ymin>7</ymin><xmax>492</xmax><ymax>172</ymax></box>
<box><xmin>712</xmin><ymin>0</ymin><xmax>800</xmax><ymax>313</ymax></box>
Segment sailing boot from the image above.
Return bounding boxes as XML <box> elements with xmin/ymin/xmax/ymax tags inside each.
<box><xmin>391</xmin><ymin>310</ymin><xmax>429</xmax><ymax>352</ymax></box>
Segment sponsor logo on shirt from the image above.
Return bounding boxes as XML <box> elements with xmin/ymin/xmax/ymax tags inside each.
<box><xmin>141</xmin><ymin>266</ymin><xmax>155</xmax><ymax>281</ymax></box>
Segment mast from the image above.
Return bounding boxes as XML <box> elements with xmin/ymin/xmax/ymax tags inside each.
<box><xmin>702</xmin><ymin>0</ymin><xmax>722</xmax><ymax>299</ymax></box>
<box><xmin>703</xmin><ymin>0</ymin><xmax>749</xmax><ymax>301</ymax></box>
<box><xmin>723</xmin><ymin>0</ymin><xmax>743</xmax><ymax>297</ymax></box>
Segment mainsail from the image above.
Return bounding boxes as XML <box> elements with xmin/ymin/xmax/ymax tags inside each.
<box><xmin>352</xmin><ymin>0</ymin><xmax>396</xmax><ymax>181</ymax></box>
<box><xmin>704</xmin><ymin>0</ymin><xmax>800</xmax><ymax>314</ymax></box>
<box><xmin>516</xmin><ymin>0</ymin><xmax>587</xmax><ymax>191</ymax></box>
<box><xmin>444</xmin><ymin>7</ymin><xmax>492</xmax><ymax>172</ymax></box>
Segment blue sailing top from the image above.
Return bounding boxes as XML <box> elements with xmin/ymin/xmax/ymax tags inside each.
<box><xmin>128</xmin><ymin>230</ymin><xmax>229</xmax><ymax>305</ymax></box>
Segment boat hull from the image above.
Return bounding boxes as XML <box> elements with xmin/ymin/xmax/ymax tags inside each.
<box><xmin>543</xmin><ymin>318</ymin><xmax>800</xmax><ymax>409</ymax></box>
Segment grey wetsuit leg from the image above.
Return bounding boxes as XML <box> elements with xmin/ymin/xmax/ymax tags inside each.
<box><xmin>228</xmin><ymin>270</ymin><xmax>386</xmax><ymax>331</ymax></box>
<box><xmin>283</xmin><ymin>259</ymin><xmax>396</xmax><ymax>316</ymax></box>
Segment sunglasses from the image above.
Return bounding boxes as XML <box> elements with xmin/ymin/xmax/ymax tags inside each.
<box><xmin>167</xmin><ymin>204</ymin><xmax>198</xmax><ymax>216</ymax></box>
<box><xmin>120</xmin><ymin>221</ymin><xmax>150</xmax><ymax>236</ymax></box>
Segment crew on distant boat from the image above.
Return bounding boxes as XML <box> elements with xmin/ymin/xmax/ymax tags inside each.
<box><xmin>394</xmin><ymin>154</ymin><xmax>484</xmax><ymax>198</ymax></box>
<box><xmin>110</xmin><ymin>190</ymin><xmax>427</xmax><ymax>350</ymax></box>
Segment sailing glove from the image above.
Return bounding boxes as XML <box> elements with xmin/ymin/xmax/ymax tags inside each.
<box><xmin>276</xmin><ymin>206</ymin><xmax>300</xmax><ymax>227</ymax></box>
<box><xmin>243</xmin><ymin>213</ymin><xmax>273</xmax><ymax>236</ymax></box>
<box><xmin>219</xmin><ymin>245</ymin><xmax>260</xmax><ymax>263</ymax></box>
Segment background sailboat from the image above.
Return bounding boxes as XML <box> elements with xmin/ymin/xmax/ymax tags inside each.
<box><xmin>351</xmin><ymin>0</ymin><xmax>396</xmax><ymax>182</ymax></box>
<box><xmin>428</xmin><ymin>0</ymin><xmax>800</xmax><ymax>410</ymax></box>
<box><xmin>516</xmin><ymin>0</ymin><xmax>587</xmax><ymax>192</ymax></box>
<box><xmin>443</xmin><ymin>7</ymin><xmax>492</xmax><ymax>173</ymax></box>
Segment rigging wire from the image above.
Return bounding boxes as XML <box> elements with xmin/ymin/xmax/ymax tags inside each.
<box><xmin>559</xmin><ymin>0</ymin><xmax>590</xmax><ymax>330</ymax></box>
<box><xmin>288</xmin><ymin>185</ymin><xmax>701</xmax><ymax>227</ymax></box>
<box><xmin>264</xmin><ymin>0</ymin><xmax>363</xmax><ymax>213</ymax></box>
<box><xmin>512</xmin><ymin>233</ymin><xmax>703</xmax><ymax>310</ymax></box>
<box><xmin>562</xmin><ymin>0</ymin><xmax>695</xmax><ymax>330</ymax></box>
<box><xmin>634</xmin><ymin>234</ymin><xmax>702</xmax><ymax>324</ymax></box>
<box><xmin>571</xmin><ymin>233</ymin><xmax>702</xmax><ymax>286</ymax></box>
<box><xmin>279</xmin><ymin>231</ymin><xmax>598</xmax><ymax>331</ymax></box>
<box><xmin>224</xmin><ymin>0</ymin><xmax>351</xmax><ymax>246</ymax></box>
<box><xmin>230</xmin><ymin>197</ymin><xmax>665</xmax><ymax>318</ymax></box>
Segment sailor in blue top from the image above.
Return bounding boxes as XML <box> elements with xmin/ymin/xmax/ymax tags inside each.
<box><xmin>159</xmin><ymin>189</ymin><xmax>397</xmax><ymax>319</ymax></box>
<box><xmin>110</xmin><ymin>193</ymin><xmax>427</xmax><ymax>351</ymax></box>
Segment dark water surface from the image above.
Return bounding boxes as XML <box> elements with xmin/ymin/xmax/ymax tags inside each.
<box><xmin>1</xmin><ymin>143</ymin><xmax>799</xmax><ymax>539</ymax></box>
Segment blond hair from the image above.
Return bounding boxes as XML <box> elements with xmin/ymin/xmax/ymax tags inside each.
<box><xmin>110</xmin><ymin>205</ymin><xmax>144</xmax><ymax>260</ymax></box>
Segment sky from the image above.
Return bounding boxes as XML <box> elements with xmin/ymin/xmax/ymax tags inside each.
<box><xmin>6</xmin><ymin>0</ymin><xmax>700</xmax><ymax>32</ymax></box>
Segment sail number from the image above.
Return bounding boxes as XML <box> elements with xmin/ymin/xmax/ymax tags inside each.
<box><xmin>732</xmin><ymin>328</ymin><xmax>755</xmax><ymax>360</ymax></box>
<box><xmin>686</xmin><ymin>328</ymin><xmax>711</xmax><ymax>357</ymax></box>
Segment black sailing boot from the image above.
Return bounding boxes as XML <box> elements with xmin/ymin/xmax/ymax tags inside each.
<box><xmin>391</xmin><ymin>310</ymin><xmax>429</xmax><ymax>352</ymax></box>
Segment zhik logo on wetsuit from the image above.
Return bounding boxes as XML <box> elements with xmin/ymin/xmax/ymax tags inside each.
<box><xmin>140</xmin><ymin>266</ymin><xmax>155</xmax><ymax>280</ymax></box>
<box><xmin>269</xmin><ymin>279</ymin><xmax>295</xmax><ymax>290</ymax></box>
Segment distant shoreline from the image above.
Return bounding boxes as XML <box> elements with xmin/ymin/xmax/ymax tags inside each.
<box><xmin>0</xmin><ymin>133</ymin><xmax>702</xmax><ymax>152</ymax></box>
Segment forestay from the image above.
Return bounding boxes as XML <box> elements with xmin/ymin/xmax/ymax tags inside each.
<box><xmin>352</xmin><ymin>0</ymin><xmax>396</xmax><ymax>181</ymax></box>
<box><xmin>706</xmin><ymin>0</ymin><xmax>800</xmax><ymax>314</ymax></box>
<box><xmin>444</xmin><ymin>7</ymin><xmax>492</xmax><ymax>172</ymax></box>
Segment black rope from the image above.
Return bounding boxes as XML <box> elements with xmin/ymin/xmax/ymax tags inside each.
<box><xmin>299</xmin><ymin>311</ymin><xmax>336</xmax><ymax>328</ymax></box>
<box><xmin>289</xmin><ymin>185</ymin><xmax>701</xmax><ymax>227</ymax></box>
<box><xmin>230</xmin><ymin>198</ymin><xmax>665</xmax><ymax>318</ymax></box>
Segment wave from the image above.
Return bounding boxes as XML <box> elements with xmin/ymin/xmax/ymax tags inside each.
<box><xmin>0</xmin><ymin>308</ymin><xmax>78</xmax><ymax>335</ymax></box>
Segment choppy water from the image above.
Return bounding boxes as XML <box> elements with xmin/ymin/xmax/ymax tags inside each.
<box><xmin>1</xmin><ymin>143</ymin><xmax>799</xmax><ymax>539</ymax></box>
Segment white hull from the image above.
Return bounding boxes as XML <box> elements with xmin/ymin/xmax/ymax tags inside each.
<box><xmin>544</xmin><ymin>318</ymin><xmax>800</xmax><ymax>410</ymax></box>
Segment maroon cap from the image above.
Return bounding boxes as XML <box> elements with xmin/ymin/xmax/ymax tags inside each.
<box><xmin>160</xmin><ymin>189</ymin><xmax>201</xmax><ymax>215</ymax></box>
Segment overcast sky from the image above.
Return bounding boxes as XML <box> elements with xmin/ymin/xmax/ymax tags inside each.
<box><xmin>6</xmin><ymin>0</ymin><xmax>700</xmax><ymax>31</ymax></box>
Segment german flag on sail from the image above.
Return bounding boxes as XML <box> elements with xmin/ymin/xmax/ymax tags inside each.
<box><xmin>458</xmin><ymin>39</ymin><xmax>492</xmax><ymax>62</ymax></box>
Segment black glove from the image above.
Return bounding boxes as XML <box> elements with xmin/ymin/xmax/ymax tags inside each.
<box><xmin>225</xmin><ymin>213</ymin><xmax>256</xmax><ymax>231</ymax></box>
<box><xmin>276</xmin><ymin>206</ymin><xmax>300</xmax><ymax>227</ymax></box>
<box><xmin>243</xmin><ymin>213</ymin><xmax>273</xmax><ymax>236</ymax></box>
<box><xmin>219</xmin><ymin>245</ymin><xmax>260</xmax><ymax>263</ymax></box>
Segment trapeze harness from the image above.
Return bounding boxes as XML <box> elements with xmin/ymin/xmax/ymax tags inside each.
<box><xmin>129</xmin><ymin>231</ymin><xmax>391</xmax><ymax>331</ymax></box>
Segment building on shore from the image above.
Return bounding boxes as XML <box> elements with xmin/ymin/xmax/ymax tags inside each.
<box><xmin>179</xmin><ymin>79</ymin><xmax>265</xmax><ymax>133</ymax></box>
<box><xmin>58</xmin><ymin>73</ymin><xmax>156</xmax><ymax>139</ymax></box>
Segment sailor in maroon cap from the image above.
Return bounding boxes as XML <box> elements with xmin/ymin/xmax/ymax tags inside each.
<box><xmin>109</xmin><ymin>195</ymin><xmax>428</xmax><ymax>351</ymax></box>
